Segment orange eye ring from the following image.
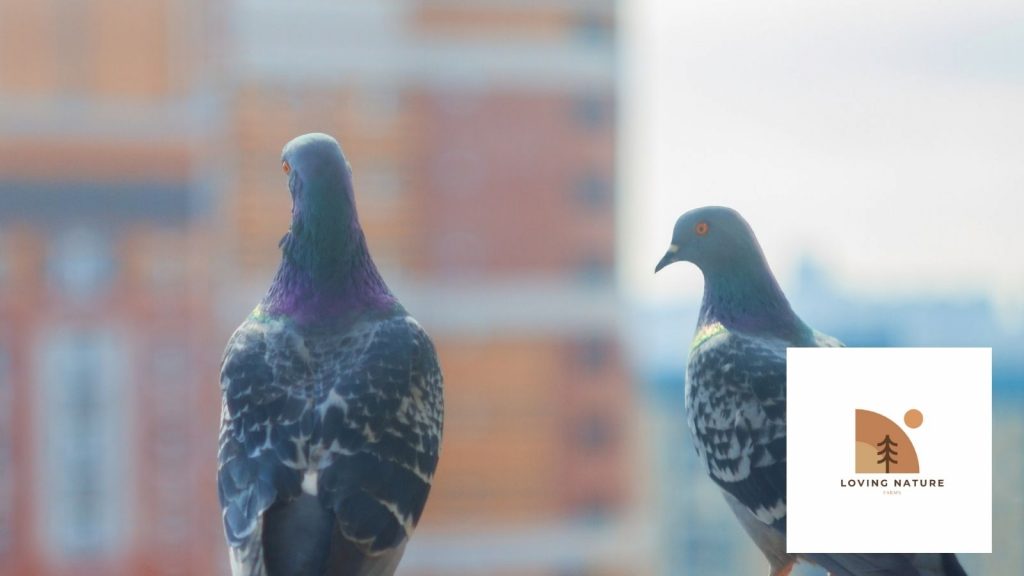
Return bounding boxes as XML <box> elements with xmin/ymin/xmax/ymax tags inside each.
<box><xmin>282</xmin><ymin>161</ymin><xmax>291</xmax><ymax>175</ymax></box>
<box><xmin>695</xmin><ymin>221</ymin><xmax>709</xmax><ymax>236</ymax></box>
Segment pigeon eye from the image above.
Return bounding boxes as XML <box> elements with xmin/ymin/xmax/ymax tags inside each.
<box><xmin>283</xmin><ymin>161</ymin><xmax>291</xmax><ymax>175</ymax></box>
<box><xmin>695</xmin><ymin>221</ymin><xmax>709</xmax><ymax>236</ymax></box>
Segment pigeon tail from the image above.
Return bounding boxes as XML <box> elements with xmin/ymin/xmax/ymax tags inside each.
<box><xmin>808</xmin><ymin>552</ymin><xmax>969</xmax><ymax>576</ymax></box>
<box><xmin>937</xmin><ymin>553</ymin><xmax>968</xmax><ymax>576</ymax></box>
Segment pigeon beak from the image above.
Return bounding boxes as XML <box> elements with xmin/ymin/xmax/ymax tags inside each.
<box><xmin>655</xmin><ymin>245</ymin><xmax>680</xmax><ymax>273</ymax></box>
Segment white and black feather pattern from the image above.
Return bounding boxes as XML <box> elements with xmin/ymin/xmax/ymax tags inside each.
<box><xmin>218</xmin><ymin>313</ymin><xmax>443</xmax><ymax>576</ymax></box>
<box><xmin>686</xmin><ymin>324</ymin><xmax>793</xmax><ymax>530</ymax></box>
<box><xmin>686</xmin><ymin>325</ymin><xmax>967</xmax><ymax>576</ymax></box>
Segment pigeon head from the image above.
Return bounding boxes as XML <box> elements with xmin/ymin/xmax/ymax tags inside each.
<box><xmin>655</xmin><ymin>206</ymin><xmax>764</xmax><ymax>275</ymax></box>
<box><xmin>277</xmin><ymin>133</ymin><xmax>362</xmax><ymax>272</ymax></box>
<box><xmin>281</xmin><ymin>133</ymin><xmax>355</xmax><ymax>223</ymax></box>
<box><xmin>656</xmin><ymin>206</ymin><xmax>804</xmax><ymax>335</ymax></box>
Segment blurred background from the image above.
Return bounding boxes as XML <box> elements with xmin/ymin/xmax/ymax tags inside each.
<box><xmin>0</xmin><ymin>1</ymin><xmax>1019</xmax><ymax>575</ymax></box>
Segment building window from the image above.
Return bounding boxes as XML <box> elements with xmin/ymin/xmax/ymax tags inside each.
<box><xmin>573</xmin><ymin>498</ymin><xmax>612</xmax><ymax>527</ymax></box>
<box><xmin>577</xmin><ymin>414</ymin><xmax>615</xmax><ymax>453</ymax></box>
<box><xmin>574</xmin><ymin>174</ymin><xmax>612</xmax><ymax>209</ymax></box>
<box><xmin>572</xmin><ymin>94</ymin><xmax>608</xmax><ymax>130</ymax></box>
<box><xmin>572</xmin><ymin>12</ymin><xmax>613</xmax><ymax>46</ymax></box>
<box><xmin>47</xmin><ymin>228</ymin><xmax>114</xmax><ymax>302</ymax></box>
<box><xmin>37</xmin><ymin>329</ymin><xmax>129</xmax><ymax>557</ymax></box>
<box><xmin>576</xmin><ymin>337</ymin><xmax>611</xmax><ymax>372</ymax></box>
<box><xmin>150</xmin><ymin>342</ymin><xmax>189</xmax><ymax>548</ymax></box>
<box><xmin>575</xmin><ymin>255</ymin><xmax>613</xmax><ymax>285</ymax></box>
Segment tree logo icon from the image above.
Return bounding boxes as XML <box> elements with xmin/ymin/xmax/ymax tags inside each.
<box><xmin>875</xmin><ymin>434</ymin><xmax>898</xmax><ymax>473</ymax></box>
<box><xmin>854</xmin><ymin>409</ymin><xmax>922</xmax><ymax>473</ymax></box>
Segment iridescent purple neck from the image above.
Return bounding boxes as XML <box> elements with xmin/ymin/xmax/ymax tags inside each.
<box><xmin>697</xmin><ymin>255</ymin><xmax>808</xmax><ymax>340</ymax></box>
<box><xmin>263</xmin><ymin>216</ymin><xmax>397</xmax><ymax>325</ymax></box>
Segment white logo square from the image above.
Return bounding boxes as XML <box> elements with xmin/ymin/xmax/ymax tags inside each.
<box><xmin>787</xmin><ymin>348</ymin><xmax>991</xmax><ymax>553</ymax></box>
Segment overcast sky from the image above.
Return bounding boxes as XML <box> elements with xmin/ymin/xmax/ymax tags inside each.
<box><xmin>621</xmin><ymin>0</ymin><xmax>1024</xmax><ymax>321</ymax></box>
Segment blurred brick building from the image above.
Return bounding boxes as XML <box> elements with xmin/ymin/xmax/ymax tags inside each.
<box><xmin>0</xmin><ymin>0</ymin><xmax>222</xmax><ymax>574</ymax></box>
<box><xmin>0</xmin><ymin>0</ymin><xmax>640</xmax><ymax>575</ymax></box>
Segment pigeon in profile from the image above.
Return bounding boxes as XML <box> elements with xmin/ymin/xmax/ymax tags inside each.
<box><xmin>218</xmin><ymin>133</ymin><xmax>444</xmax><ymax>576</ymax></box>
<box><xmin>655</xmin><ymin>206</ymin><xmax>966</xmax><ymax>576</ymax></box>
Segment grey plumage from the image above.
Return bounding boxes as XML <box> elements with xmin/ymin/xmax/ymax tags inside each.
<box><xmin>218</xmin><ymin>133</ymin><xmax>443</xmax><ymax>576</ymax></box>
<box><xmin>657</xmin><ymin>206</ymin><xmax>966</xmax><ymax>576</ymax></box>
<box><xmin>219</xmin><ymin>316</ymin><xmax>442</xmax><ymax>576</ymax></box>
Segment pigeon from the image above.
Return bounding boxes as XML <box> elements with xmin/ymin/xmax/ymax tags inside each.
<box><xmin>218</xmin><ymin>133</ymin><xmax>444</xmax><ymax>576</ymax></box>
<box><xmin>655</xmin><ymin>206</ymin><xmax>966</xmax><ymax>576</ymax></box>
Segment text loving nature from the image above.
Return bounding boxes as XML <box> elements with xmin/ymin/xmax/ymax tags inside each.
<box><xmin>839</xmin><ymin>478</ymin><xmax>945</xmax><ymax>488</ymax></box>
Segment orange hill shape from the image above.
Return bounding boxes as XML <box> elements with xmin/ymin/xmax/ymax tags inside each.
<box><xmin>855</xmin><ymin>409</ymin><xmax>919</xmax><ymax>473</ymax></box>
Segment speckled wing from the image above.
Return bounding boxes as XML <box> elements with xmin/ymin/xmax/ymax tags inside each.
<box><xmin>218</xmin><ymin>320</ymin><xmax>297</xmax><ymax>576</ymax></box>
<box><xmin>316</xmin><ymin>316</ymin><xmax>444</xmax><ymax>562</ymax></box>
<box><xmin>217</xmin><ymin>314</ymin><xmax>443</xmax><ymax>576</ymax></box>
<box><xmin>686</xmin><ymin>327</ymin><xmax>790</xmax><ymax>530</ymax></box>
